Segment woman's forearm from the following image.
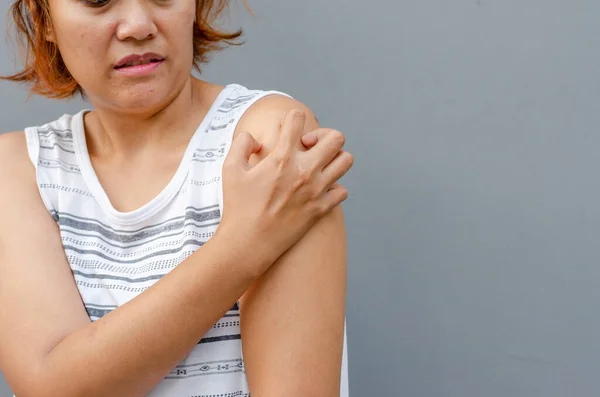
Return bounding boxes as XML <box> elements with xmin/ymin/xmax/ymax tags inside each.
<box><xmin>32</xmin><ymin>234</ymin><xmax>258</xmax><ymax>397</ymax></box>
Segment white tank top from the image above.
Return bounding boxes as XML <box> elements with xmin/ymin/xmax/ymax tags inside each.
<box><xmin>23</xmin><ymin>83</ymin><xmax>349</xmax><ymax>396</ymax></box>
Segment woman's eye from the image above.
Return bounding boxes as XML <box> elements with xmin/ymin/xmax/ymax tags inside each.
<box><xmin>83</xmin><ymin>0</ymin><xmax>111</xmax><ymax>7</ymax></box>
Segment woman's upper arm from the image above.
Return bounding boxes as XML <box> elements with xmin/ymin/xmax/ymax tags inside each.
<box><xmin>0</xmin><ymin>132</ymin><xmax>90</xmax><ymax>395</ymax></box>
<box><xmin>236</xmin><ymin>97</ymin><xmax>347</xmax><ymax>396</ymax></box>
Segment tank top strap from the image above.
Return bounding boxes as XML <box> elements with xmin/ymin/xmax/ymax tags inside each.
<box><xmin>24</xmin><ymin>113</ymin><xmax>85</xmax><ymax>222</ymax></box>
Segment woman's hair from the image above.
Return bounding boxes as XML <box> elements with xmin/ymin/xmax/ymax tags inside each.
<box><xmin>1</xmin><ymin>0</ymin><xmax>245</xmax><ymax>99</ymax></box>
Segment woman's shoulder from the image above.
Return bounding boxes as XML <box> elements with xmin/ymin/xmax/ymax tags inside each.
<box><xmin>0</xmin><ymin>131</ymin><xmax>28</xmax><ymax>168</ymax></box>
<box><xmin>234</xmin><ymin>88</ymin><xmax>321</xmax><ymax>150</ymax></box>
<box><xmin>0</xmin><ymin>131</ymin><xmax>38</xmax><ymax>201</ymax></box>
<box><xmin>0</xmin><ymin>111</ymin><xmax>79</xmax><ymax>165</ymax></box>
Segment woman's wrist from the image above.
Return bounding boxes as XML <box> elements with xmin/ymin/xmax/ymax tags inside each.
<box><xmin>209</xmin><ymin>224</ymin><xmax>274</xmax><ymax>280</ymax></box>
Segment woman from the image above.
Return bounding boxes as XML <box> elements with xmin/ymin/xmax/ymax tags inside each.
<box><xmin>0</xmin><ymin>0</ymin><xmax>353</xmax><ymax>396</ymax></box>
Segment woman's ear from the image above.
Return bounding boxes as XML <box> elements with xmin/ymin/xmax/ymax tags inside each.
<box><xmin>45</xmin><ymin>25</ymin><xmax>57</xmax><ymax>43</ymax></box>
<box><xmin>24</xmin><ymin>0</ymin><xmax>57</xmax><ymax>43</ymax></box>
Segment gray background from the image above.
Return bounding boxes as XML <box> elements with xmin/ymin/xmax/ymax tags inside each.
<box><xmin>2</xmin><ymin>0</ymin><xmax>600</xmax><ymax>396</ymax></box>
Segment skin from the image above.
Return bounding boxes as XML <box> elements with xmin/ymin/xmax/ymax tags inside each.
<box><xmin>0</xmin><ymin>0</ymin><xmax>351</xmax><ymax>396</ymax></box>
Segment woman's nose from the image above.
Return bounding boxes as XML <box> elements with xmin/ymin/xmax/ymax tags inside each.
<box><xmin>115</xmin><ymin>0</ymin><xmax>158</xmax><ymax>42</ymax></box>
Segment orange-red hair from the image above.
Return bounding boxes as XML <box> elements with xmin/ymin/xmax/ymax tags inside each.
<box><xmin>2</xmin><ymin>0</ymin><xmax>245</xmax><ymax>99</ymax></box>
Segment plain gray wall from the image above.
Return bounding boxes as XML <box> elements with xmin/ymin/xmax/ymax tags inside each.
<box><xmin>3</xmin><ymin>1</ymin><xmax>600</xmax><ymax>396</ymax></box>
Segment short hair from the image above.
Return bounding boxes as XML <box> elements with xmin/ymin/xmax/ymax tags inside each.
<box><xmin>2</xmin><ymin>0</ymin><xmax>245</xmax><ymax>99</ymax></box>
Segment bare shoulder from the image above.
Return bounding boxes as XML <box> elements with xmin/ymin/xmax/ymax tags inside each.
<box><xmin>0</xmin><ymin>131</ymin><xmax>38</xmax><ymax>205</ymax></box>
<box><xmin>0</xmin><ymin>131</ymin><xmax>33</xmax><ymax>180</ymax></box>
<box><xmin>236</xmin><ymin>94</ymin><xmax>320</xmax><ymax>151</ymax></box>
<box><xmin>0</xmin><ymin>130</ymin><xmax>44</xmax><ymax>233</ymax></box>
<box><xmin>0</xmin><ymin>130</ymin><xmax>27</xmax><ymax>157</ymax></box>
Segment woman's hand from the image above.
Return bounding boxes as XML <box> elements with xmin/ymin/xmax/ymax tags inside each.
<box><xmin>218</xmin><ymin>109</ymin><xmax>353</xmax><ymax>275</ymax></box>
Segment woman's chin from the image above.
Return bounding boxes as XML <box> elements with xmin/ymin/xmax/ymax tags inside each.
<box><xmin>87</xmin><ymin>73</ymin><xmax>190</xmax><ymax>115</ymax></box>
<box><xmin>104</xmin><ymin>87</ymin><xmax>175</xmax><ymax>114</ymax></box>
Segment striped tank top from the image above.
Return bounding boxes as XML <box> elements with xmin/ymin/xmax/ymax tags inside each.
<box><xmin>23</xmin><ymin>83</ymin><xmax>349</xmax><ymax>396</ymax></box>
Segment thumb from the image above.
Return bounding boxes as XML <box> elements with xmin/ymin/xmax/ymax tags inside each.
<box><xmin>302</xmin><ymin>128</ymin><xmax>338</xmax><ymax>149</ymax></box>
<box><xmin>230</xmin><ymin>131</ymin><xmax>262</xmax><ymax>167</ymax></box>
<box><xmin>301</xmin><ymin>130</ymin><xmax>319</xmax><ymax>148</ymax></box>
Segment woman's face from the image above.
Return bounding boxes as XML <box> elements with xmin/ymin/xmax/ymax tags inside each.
<box><xmin>47</xmin><ymin>0</ymin><xmax>197</xmax><ymax>112</ymax></box>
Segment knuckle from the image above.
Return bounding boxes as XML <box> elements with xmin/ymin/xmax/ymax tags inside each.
<box><xmin>291</xmin><ymin>165</ymin><xmax>313</xmax><ymax>192</ymax></box>
<box><xmin>331</xmin><ymin>129</ymin><xmax>346</xmax><ymax>146</ymax></box>
<box><xmin>311</xmin><ymin>201</ymin><xmax>328</xmax><ymax>218</ymax></box>
<box><xmin>295</xmin><ymin>164</ymin><xmax>311</xmax><ymax>184</ymax></box>
<box><xmin>272</xmin><ymin>149</ymin><xmax>290</xmax><ymax>166</ymax></box>
<box><xmin>318</xmin><ymin>201</ymin><xmax>330</xmax><ymax>216</ymax></box>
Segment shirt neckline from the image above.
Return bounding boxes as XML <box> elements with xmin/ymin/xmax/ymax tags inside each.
<box><xmin>71</xmin><ymin>83</ymin><xmax>238</xmax><ymax>226</ymax></box>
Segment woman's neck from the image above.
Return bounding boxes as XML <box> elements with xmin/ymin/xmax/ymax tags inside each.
<box><xmin>83</xmin><ymin>76</ymin><xmax>213</xmax><ymax>160</ymax></box>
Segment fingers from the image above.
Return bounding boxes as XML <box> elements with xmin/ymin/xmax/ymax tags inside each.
<box><xmin>327</xmin><ymin>182</ymin><xmax>343</xmax><ymax>192</ymax></box>
<box><xmin>228</xmin><ymin>131</ymin><xmax>262</xmax><ymax>168</ymax></box>
<box><xmin>304</xmin><ymin>128</ymin><xmax>346</xmax><ymax>169</ymax></box>
<box><xmin>301</xmin><ymin>130</ymin><xmax>319</xmax><ymax>148</ymax></box>
<box><xmin>318</xmin><ymin>184</ymin><xmax>349</xmax><ymax>214</ymax></box>
<box><xmin>301</xmin><ymin>127</ymin><xmax>343</xmax><ymax>149</ymax></box>
<box><xmin>321</xmin><ymin>150</ymin><xmax>354</xmax><ymax>188</ymax></box>
<box><xmin>274</xmin><ymin>110</ymin><xmax>306</xmax><ymax>155</ymax></box>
